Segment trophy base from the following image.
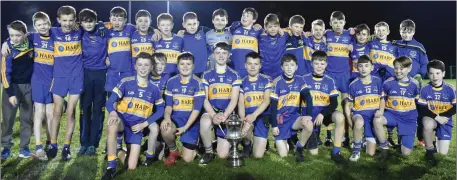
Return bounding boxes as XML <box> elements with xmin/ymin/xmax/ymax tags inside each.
<box><xmin>227</xmin><ymin>156</ymin><xmax>244</xmax><ymax>167</ymax></box>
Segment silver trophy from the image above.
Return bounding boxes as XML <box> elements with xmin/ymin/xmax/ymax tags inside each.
<box><xmin>225</xmin><ymin>112</ymin><xmax>244</xmax><ymax>167</ymax></box>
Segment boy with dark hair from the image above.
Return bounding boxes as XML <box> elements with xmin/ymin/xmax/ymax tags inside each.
<box><xmin>78</xmin><ymin>8</ymin><xmax>109</xmax><ymax>156</ymax></box>
<box><xmin>346</xmin><ymin>55</ymin><xmax>383</xmax><ymax>162</ymax></box>
<box><xmin>419</xmin><ymin>60</ymin><xmax>455</xmax><ymax>165</ymax></box>
<box><xmin>206</xmin><ymin>8</ymin><xmax>233</xmax><ymax>69</ymax></box>
<box><xmin>285</xmin><ymin>15</ymin><xmax>306</xmax><ymax>76</ymax></box>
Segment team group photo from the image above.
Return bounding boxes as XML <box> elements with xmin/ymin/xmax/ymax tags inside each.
<box><xmin>0</xmin><ymin>1</ymin><xmax>455</xmax><ymax>180</ymax></box>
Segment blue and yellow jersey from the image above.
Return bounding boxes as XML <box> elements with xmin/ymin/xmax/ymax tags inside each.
<box><xmin>152</xmin><ymin>34</ymin><xmax>183</xmax><ymax>74</ymax></box>
<box><xmin>418</xmin><ymin>82</ymin><xmax>456</xmax><ymax>118</ymax></box>
<box><xmin>382</xmin><ymin>77</ymin><xmax>420</xmax><ymax>120</ymax></box>
<box><xmin>325</xmin><ymin>30</ymin><xmax>353</xmax><ymax>74</ymax></box>
<box><xmin>183</xmin><ymin>28</ymin><xmax>209</xmax><ymax>74</ymax></box>
<box><xmin>259</xmin><ymin>33</ymin><xmax>288</xmax><ymax>78</ymax></box>
<box><xmin>369</xmin><ymin>39</ymin><xmax>398</xmax><ymax>78</ymax></box>
<box><xmin>240</xmin><ymin>74</ymin><xmax>272</xmax><ymax>115</ymax></box>
<box><xmin>301</xmin><ymin>73</ymin><xmax>339</xmax><ymax>116</ymax></box>
<box><xmin>29</xmin><ymin>33</ymin><xmax>54</xmax><ymax>85</ymax></box>
<box><xmin>201</xmin><ymin>66</ymin><xmax>241</xmax><ymax>111</ymax></box>
<box><xmin>304</xmin><ymin>36</ymin><xmax>327</xmax><ymax>62</ymax></box>
<box><xmin>270</xmin><ymin>75</ymin><xmax>307</xmax><ymax>117</ymax></box>
<box><xmin>165</xmin><ymin>75</ymin><xmax>205</xmax><ymax>123</ymax></box>
<box><xmin>50</xmin><ymin>27</ymin><xmax>83</xmax><ymax>78</ymax></box>
<box><xmin>350</xmin><ymin>43</ymin><xmax>370</xmax><ymax>74</ymax></box>
<box><xmin>106</xmin><ymin>23</ymin><xmax>136</xmax><ymax>73</ymax></box>
<box><xmin>230</xmin><ymin>22</ymin><xmax>262</xmax><ymax>75</ymax></box>
<box><xmin>150</xmin><ymin>73</ymin><xmax>170</xmax><ymax>96</ymax></box>
<box><xmin>347</xmin><ymin>76</ymin><xmax>383</xmax><ymax>116</ymax></box>
<box><xmin>109</xmin><ymin>76</ymin><xmax>164</xmax><ymax>125</ymax></box>
<box><xmin>130</xmin><ymin>30</ymin><xmax>154</xmax><ymax>58</ymax></box>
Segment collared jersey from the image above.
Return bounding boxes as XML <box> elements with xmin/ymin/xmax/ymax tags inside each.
<box><xmin>270</xmin><ymin>75</ymin><xmax>307</xmax><ymax>117</ymax></box>
<box><xmin>201</xmin><ymin>67</ymin><xmax>241</xmax><ymax>111</ymax></box>
<box><xmin>106</xmin><ymin>23</ymin><xmax>136</xmax><ymax>72</ymax></box>
<box><xmin>81</xmin><ymin>22</ymin><xmax>108</xmax><ymax>70</ymax></box>
<box><xmin>152</xmin><ymin>34</ymin><xmax>183</xmax><ymax>74</ymax></box>
<box><xmin>325</xmin><ymin>30</ymin><xmax>353</xmax><ymax>73</ymax></box>
<box><xmin>259</xmin><ymin>33</ymin><xmax>288</xmax><ymax>78</ymax></box>
<box><xmin>301</xmin><ymin>73</ymin><xmax>339</xmax><ymax>116</ymax></box>
<box><xmin>50</xmin><ymin>27</ymin><xmax>83</xmax><ymax>77</ymax></box>
<box><xmin>240</xmin><ymin>74</ymin><xmax>272</xmax><ymax>114</ymax></box>
<box><xmin>418</xmin><ymin>82</ymin><xmax>456</xmax><ymax>118</ymax></box>
<box><xmin>111</xmin><ymin>76</ymin><xmax>164</xmax><ymax>125</ymax></box>
<box><xmin>230</xmin><ymin>22</ymin><xmax>262</xmax><ymax>75</ymax></box>
<box><xmin>183</xmin><ymin>28</ymin><xmax>209</xmax><ymax>74</ymax></box>
<box><xmin>29</xmin><ymin>33</ymin><xmax>54</xmax><ymax>84</ymax></box>
<box><xmin>369</xmin><ymin>39</ymin><xmax>398</xmax><ymax>78</ymax></box>
<box><xmin>130</xmin><ymin>30</ymin><xmax>154</xmax><ymax>58</ymax></box>
<box><xmin>347</xmin><ymin>76</ymin><xmax>383</xmax><ymax>116</ymax></box>
<box><xmin>165</xmin><ymin>75</ymin><xmax>205</xmax><ymax>122</ymax></box>
<box><xmin>382</xmin><ymin>77</ymin><xmax>420</xmax><ymax>121</ymax></box>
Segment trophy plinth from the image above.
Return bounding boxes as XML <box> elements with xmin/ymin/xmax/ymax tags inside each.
<box><xmin>225</xmin><ymin>113</ymin><xmax>244</xmax><ymax>167</ymax></box>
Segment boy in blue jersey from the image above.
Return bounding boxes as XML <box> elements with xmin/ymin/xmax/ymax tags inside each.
<box><xmin>1</xmin><ymin>21</ymin><xmax>34</xmax><ymax>160</ymax></box>
<box><xmin>238</xmin><ymin>52</ymin><xmax>273</xmax><ymax>158</ymax></box>
<box><xmin>325</xmin><ymin>11</ymin><xmax>354</xmax><ymax>147</ymax></box>
<box><xmin>269</xmin><ymin>54</ymin><xmax>312</xmax><ymax>159</ymax></box>
<box><xmin>206</xmin><ymin>9</ymin><xmax>232</xmax><ymax>69</ymax></box>
<box><xmin>105</xmin><ymin>6</ymin><xmax>137</xmax><ymax>96</ymax></box>
<box><xmin>369</xmin><ymin>22</ymin><xmax>399</xmax><ymax>147</ymax></box>
<box><xmin>47</xmin><ymin>5</ymin><xmax>84</xmax><ymax>161</ymax></box>
<box><xmin>394</xmin><ymin>19</ymin><xmax>429</xmax><ymax>146</ymax></box>
<box><xmin>161</xmin><ymin>52</ymin><xmax>205</xmax><ymax>166</ymax></box>
<box><xmin>285</xmin><ymin>15</ymin><xmax>306</xmax><ymax>76</ymax></box>
<box><xmin>229</xmin><ymin>8</ymin><xmax>263</xmax><ymax>78</ymax></box>
<box><xmin>141</xmin><ymin>52</ymin><xmax>170</xmax><ymax>166</ymax></box>
<box><xmin>373</xmin><ymin>56</ymin><xmax>420</xmax><ymax>165</ymax></box>
<box><xmin>419</xmin><ymin>60</ymin><xmax>456</xmax><ymax>165</ymax></box>
<box><xmin>369</xmin><ymin>22</ymin><xmax>398</xmax><ymax>81</ymax></box>
<box><xmin>102</xmin><ymin>52</ymin><xmax>164</xmax><ymax>180</ymax></box>
<box><xmin>259</xmin><ymin>13</ymin><xmax>287</xmax><ymax>79</ymax></box>
<box><xmin>131</xmin><ymin>10</ymin><xmax>154</xmax><ymax>60</ymax></box>
<box><xmin>199</xmin><ymin>42</ymin><xmax>241</xmax><ymax>165</ymax></box>
<box><xmin>77</xmin><ymin>8</ymin><xmax>109</xmax><ymax>156</ymax></box>
<box><xmin>301</xmin><ymin>51</ymin><xmax>347</xmax><ymax>165</ymax></box>
<box><xmin>153</xmin><ymin>13</ymin><xmax>183</xmax><ymax>77</ymax></box>
<box><xmin>349</xmin><ymin>24</ymin><xmax>371</xmax><ymax>80</ymax></box>
<box><xmin>346</xmin><ymin>55</ymin><xmax>383</xmax><ymax>162</ymax></box>
<box><xmin>178</xmin><ymin>12</ymin><xmax>211</xmax><ymax>77</ymax></box>
<box><xmin>30</xmin><ymin>12</ymin><xmax>54</xmax><ymax>160</ymax></box>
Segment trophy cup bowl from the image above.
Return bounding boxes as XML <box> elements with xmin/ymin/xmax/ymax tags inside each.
<box><xmin>225</xmin><ymin>113</ymin><xmax>244</xmax><ymax>167</ymax></box>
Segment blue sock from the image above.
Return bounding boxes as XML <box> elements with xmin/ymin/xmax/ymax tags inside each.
<box><xmin>51</xmin><ymin>143</ymin><xmax>58</xmax><ymax>148</ymax></box>
<box><xmin>380</xmin><ymin>141</ymin><xmax>388</xmax><ymax>149</ymax></box>
<box><xmin>145</xmin><ymin>151</ymin><xmax>154</xmax><ymax>158</ymax></box>
<box><xmin>332</xmin><ymin>146</ymin><xmax>341</xmax><ymax>155</ymax></box>
<box><xmin>296</xmin><ymin>141</ymin><xmax>304</xmax><ymax>149</ymax></box>
<box><xmin>63</xmin><ymin>144</ymin><xmax>70</xmax><ymax>149</ymax></box>
<box><xmin>36</xmin><ymin>144</ymin><xmax>43</xmax><ymax>151</ymax></box>
<box><xmin>353</xmin><ymin>141</ymin><xmax>362</xmax><ymax>153</ymax></box>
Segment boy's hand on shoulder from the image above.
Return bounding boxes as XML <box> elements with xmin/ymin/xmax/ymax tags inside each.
<box><xmin>253</xmin><ymin>24</ymin><xmax>263</xmax><ymax>31</ymax></box>
<box><xmin>152</xmin><ymin>29</ymin><xmax>162</xmax><ymax>42</ymax></box>
<box><xmin>177</xmin><ymin>30</ymin><xmax>185</xmax><ymax>37</ymax></box>
<box><xmin>348</xmin><ymin>27</ymin><xmax>355</xmax><ymax>35</ymax></box>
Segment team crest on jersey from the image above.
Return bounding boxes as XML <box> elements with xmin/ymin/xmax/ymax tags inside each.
<box><xmin>271</xmin><ymin>40</ymin><xmax>277</xmax><ymax>45</ymax></box>
<box><xmin>235</xmin><ymin>30</ymin><xmax>241</xmax><ymax>33</ymax></box>
<box><xmin>259</xmin><ymin>84</ymin><xmax>265</xmax><ymax>89</ymax></box>
<box><xmin>56</xmin><ymin>36</ymin><xmax>62</xmax><ymax>40</ymax></box>
<box><xmin>322</xmin><ymin>84</ymin><xmax>328</xmax><ymax>91</ymax></box>
<box><xmin>128</xmin><ymin>91</ymin><xmax>135</xmax><ymax>95</ymax></box>
<box><xmin>342</xmin><ymin>37</ymin><xmax>349</xmax><ymax>43</ymax></box>
<box><xmin>188</xmin><ymin>88</ymin><xmax>194</xmax><ymax>94</ymax></box>
<box><xmin>390</xmin><ymin>90</ymin><xmax>397</xmax><ymax>94</ymax></box>
<box><xmin>173</xmin><ymin>42</ymin><xmax>179</xmax><ymax>49</ymax></box>
<box><xmin>356</xmin><ymin>90</ymin><xmax>363</xmax><ymax>94</ymax></box>
<box><xmin>443</xmin><ymin>94</ymin><xmax>449</xmax><ymax>100</ymax></box>
<box><xmin>244</xmin><ymin>87</ymin><xmax>249</xmax><ymax>91</ymax></box>
<box><xmin>372</xmin><ymin>45</ymin><xmax>379</xmax><ymax>49</ymax></box>
<box><xmin>410</xmin><ymin>50</ymin><xmax>417</xmax><ymax>58</ymax></box>
<box><xmin>209</xmin><ymin>78</ymin><xmax>215</xmax><ymax>82</ymax></box>
<box><xmin>132</xmin><ymin>38</ymin><xmax>138</xmax><ymax>43</ymax></box>
<box><xmin>427</xmin><ymin>95</ymin><xmax>432</xmax><ymax>99</ymax></box>
<box><xmin>195</xmin><ymin>33</ymin><xmax>202</xmax><ymax>40</ymax></box>
<box><xmin>280</xmin><ymin>89</ymin><xmax>287</xmax><ymax>94</ymax></box>
<box><xmin>373</xmin><ymin>88</ymin><xmax>378</xmax><ymax>93</ymax></box>
<box><xmin>147</xmin><ymin>92</ymin><xmax>152</xmax><ymax>99</ymax></box>
<box><xmin>227</xmin><ymin>76</ymin><xmax>233</xmax><ymax>82</ymax></box>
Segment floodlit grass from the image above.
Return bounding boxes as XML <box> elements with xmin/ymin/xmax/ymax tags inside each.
<box><xmin>1</xmin><ymin>80</ymin><xmax>456</xmax><ymax>180</ymax></box>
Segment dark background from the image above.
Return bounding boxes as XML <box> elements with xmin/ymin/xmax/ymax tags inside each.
<box><xmin>2</xmin><ymin>1</ymin><xmax>456</xmax><ymax>78</ymax></box>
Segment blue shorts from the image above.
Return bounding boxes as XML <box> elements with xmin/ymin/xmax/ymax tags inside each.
<box><xmin>436</xmin><ymin>120</ymin><xmax>453</xmax><ymax>140</ymax></box>
<box><xmin>122</xmin><ymin>121</ymin><xmax>146</xmax><ymax>145</ymax></box>
<box><xmin>327</xmin><ymin>72</ymin><xmax>350</xmax><ymax>93</ymax></box>
<box><xmin>275</xmin><ymin>114</ymin><xmax>299</xmax><ymax>141</ymax></box>
<box><xmin>354</xmin><ymin>113</ymin><xmax>375</xmax><ymax>138</ymax></box>
<box><xmin>173</xmin><ymin>118</ymin><xmax>200</xmax><ymax>145</ymax></box>
<box><xmin>32</xmin><ymin>82</ymin><xmax>53</xmax><ymax>104</ymax></box>
<box><xmin>215</xmin><ymin>123</ymin><xmax>227</xmax><ymax>139</ymax></box>
<box><xmin>105</xmin><ymin>71</ymin><xmax>133</xmax><ymax>92</ymax></box>
<box><xmin>253</xmin><ymin>115</ymin><xmax>269</xmax><ymax>139</ymax></box>
<box><xmin>384</xmin><ymin>111</ymin><xmax>417</xmax><ymax>149</ymax></box>
<box><xmin>51</xmin><ymin>75</ymin><xmax>83</xmax><ymax>97</ymax></box>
